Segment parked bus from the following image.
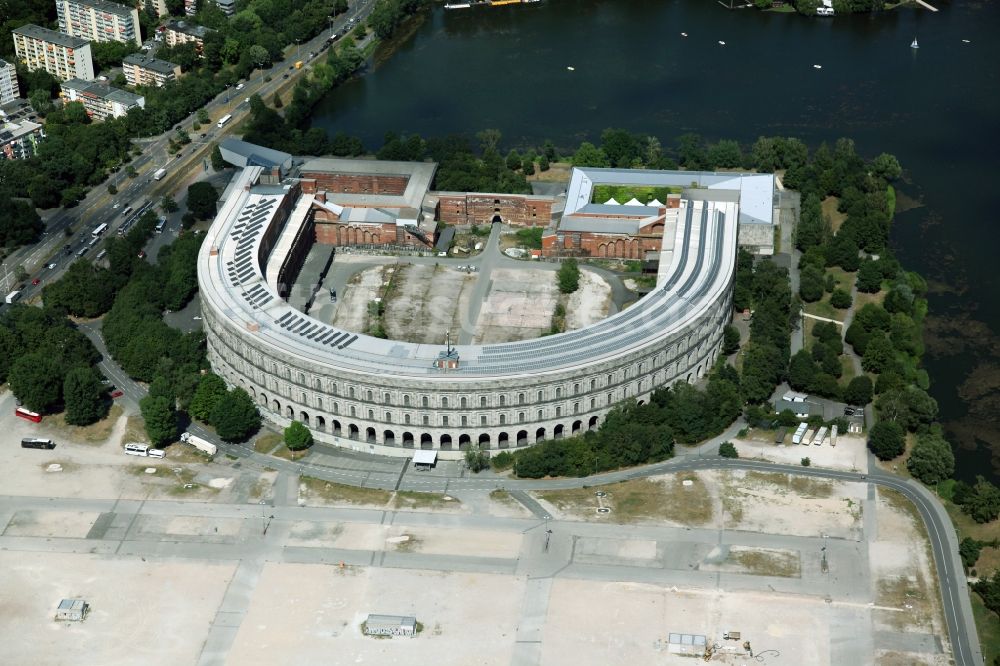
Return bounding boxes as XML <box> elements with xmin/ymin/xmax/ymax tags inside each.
<box><xmin>96</xmin><ymin>249</ymin><xmax>108</xmax><ymax>261</ymax></box>
<box><xmin>153</xmin><ymin>168</ymin><xmax>167</xmax><ymax>181</ymax></box>
<box><xmin>121</xmin><ymin>206</ymin><xmax>133</xmax><ymax>217</ymax></box>
<box><xmin>4</xmin><ymin>290</ymin><xmax>21</xmax><ymax>304</ymax></box>
<box><xmin>155</xmin><ymin>218</ymin><xmax>166</xmax><ymax>233</ymax></box>
<box><xmin>15</xmin><ymin>406</ymin><xmax>42</xmax><ymax>423</ymax></box>
<box><xmin>92</xmin><ymin>223</ymin><xmax>108</xmax><ymax>237</ymax></box>
<box><xmin>21</xmin><ymin>438</ymin><xmax>55</xmax><ymax>450</ymax></box>
<box><xmin>217</xmin><ymin>114</ymin><xmax>232</xmax><ymax>128</ymax></box>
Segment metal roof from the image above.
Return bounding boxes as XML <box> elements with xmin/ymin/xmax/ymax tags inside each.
<box><xmin>13</xmin><ymin>25</ymin><xmax>90</xmax><ymax>49</ymax></box>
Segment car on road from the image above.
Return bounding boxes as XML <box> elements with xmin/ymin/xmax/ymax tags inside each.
<box><xmin>137</xmin><ymin>250</ymin><xmax>146</xmax><ymax>258</ymax></box>
<box><xmin>31</xmin><ymin>278</ymin><xmax>40</xmax><ymax>285</ymax></box>
<box><xmin>200</xmin><ymin>133</ymin><xmax>207</xmax><ymax>138</ymax></box>
<box><xmin>47</xmin><ymin>262</ymin><xmax>57</xmax><ymax>270</ymax></box>
<box><xmin>283</xmin><ymin>74</ymin><xmax>289</xmax><ymax>79</ymax></box>
<box><xmin>110</xmin><ymin>388</ymin><xmax>124</xmax><ymax>399</ymax></box>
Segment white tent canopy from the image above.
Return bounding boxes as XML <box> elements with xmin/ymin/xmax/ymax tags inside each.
<box><xmin>604</xmin><ymin>197</ymin><xmax>620</xmax><ymax>206</ymax></box>
<box><xmin>624</xmin><ymin>197</ymin><xmax>643</xmax><ymax>206</ymax></box>
<box><xmin>413</xmin><ymin>450</ymin><xmax>437</xmax><ymax>466</ymax></box>
<box><xmin>647</xmin><ymin>198</ymin><xmax>663</xmax><ymax>207</ymax></box>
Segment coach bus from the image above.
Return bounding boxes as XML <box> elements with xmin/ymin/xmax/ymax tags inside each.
<box><xmin>217</xmin><ymin>114</ymin><xmax>233</xmax><ymax>128</ymax></box>
<box><xmin>21</xmin><ymin>438</ymin><xmax>55</xmax><ymax>450</ymax></box>
<box><xmin>92</xmin><ymin>223</ymin><xmax>108</xmax><ymax>237</ymax></box>
<box><xmin>15</xmin><ymin>406</ymin><xmax>42</xmax><ymax>423</ymax></box>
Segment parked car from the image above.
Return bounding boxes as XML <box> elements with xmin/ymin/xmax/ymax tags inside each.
<box><xmin>110</xmin><ymin>388</ymin><xmax>124</xmax><ymax>399</ymax></box>
<box><xmin>31</xmin><ymin>278</ymin><xmax>40</xmax><ymax>285</ymax></box>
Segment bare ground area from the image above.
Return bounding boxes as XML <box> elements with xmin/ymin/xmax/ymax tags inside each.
<box><xmin>731</xmin><ymin>431</ymin><xmax>869</xmax><ymax>472</ymax></box>
<box><xmin>226</xmin><ymin>564</ymin><xmax>525</xmax><ymax>666</ymax></box>
<box><xmin>329</xmin><ymin>264</ymin><xmax>384</xmax><ymax>332</ymax></box>
<box><xmin>384</xmin><ymin>263</ymin><xmax>476</xmax><ymax>343</ymax></box>
<box><xmin>0</xmin><ymin>550</ymin><xmax>235</xmax><ymax>666</ymax></box>
<box><xmin>474</xmin><ymin>268</ymin><xmax>559</xmax><ymax>344</ymax></box>
<box><xmin>564</xmin><ymin>269</ymin><xmax>612</xmax><ymax>330</ymax></box>
<box><xmin>541</xmin><ymin>580</ymin><xmax>845</xmax><ymax>666</ymax></box>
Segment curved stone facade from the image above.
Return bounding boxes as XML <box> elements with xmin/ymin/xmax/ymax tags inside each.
<box><xmin>199</xmin><ymin>166</ymin><xmax>742</xmax><ymax>458</ymax></box>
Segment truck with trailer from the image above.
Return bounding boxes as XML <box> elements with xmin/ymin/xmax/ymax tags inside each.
<box><xmin>180</xmin><ymin>432</ymin><xmax>217</xmax><ymax>456</ymax></box>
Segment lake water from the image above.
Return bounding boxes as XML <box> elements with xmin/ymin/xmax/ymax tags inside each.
<box><xmin>312</xmin><ymin>0</ymin><xmax>1000</xmax><ymax>481</ymax></box>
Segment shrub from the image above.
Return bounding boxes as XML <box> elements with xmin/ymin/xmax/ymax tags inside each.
<box><xmin>718</xmin><ymin>441</ymin><xmax>739</xmax><ymax>458</ymax></box>
<box><xmin>801</xmin><ymin>457</ymin><xmax>811</xmax><ymax>467</ymax></box>
<box><xmin>284</xmin><ymin>421</ymin><xmax>313</xmax><ymax>451</ymax></box>
<box><xmin>868</xmin><ymin>421</ymin><xmax>905</xmax><ymax>460</ymax></box>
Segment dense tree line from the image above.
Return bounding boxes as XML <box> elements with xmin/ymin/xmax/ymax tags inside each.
<box><xmin>511</xmin><ymin>361</ymin><xmax>742</xmax><ymax>478</ymax></box>
<box><xmin>0</xmin><ymin>305</ymin><xmax>103</xmax><ymax>415</ymax></box>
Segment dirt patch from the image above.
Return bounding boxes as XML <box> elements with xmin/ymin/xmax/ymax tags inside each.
<box><xmin>253</xmin><ymin>433</ymin><xmax>282</xmax><ymax>454</ymax></box>
<box><xmin>3</xmin><ymin>510</ymin><xmax>100</xmax><ymax>538</ymax></box>
<box><xmin>43</xmin><ymin>404</ymin><xmax>124</xmax><ymax>445</ymax></box>
<box><xmin>729</xmin><ymin>546</ymin><xmax>801</xmax><ymax>578</ymax></box>
<box><xmin>384</xmin><ymin>264</ymin><xmax>476</xmax><ymax>343</ymax></box>
<box><xmin>474</xmin><ymin>268</ymin><xmax>559</xmax><ymax>343</ymax></box>
<box><xmin>564</xmin><ymin>269</ymin><xmax>612</xmax><ymax>330</ymax></box>
<box><xmin>330</xmin><ymin>264</ymin><xmax>385</xmax><ymax>332</ymax></box>
<box><xmin>392</xmin><ymin>491</ymin><xmax>462</xmax><ymax>512</ymax></box>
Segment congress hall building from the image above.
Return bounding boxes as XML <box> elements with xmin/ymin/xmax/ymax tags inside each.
<box><xmin>199</xmin><ymin>149</ymin><xmax>774</xmax><ymax>456</ymax></box>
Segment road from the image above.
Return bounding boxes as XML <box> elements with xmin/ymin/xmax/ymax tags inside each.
<box><xmin>0</xmin><ymin>1</ymin><xmax>377</xmax><ymax>301</ymax></box>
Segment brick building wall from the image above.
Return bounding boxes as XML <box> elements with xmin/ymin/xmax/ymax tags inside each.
<box><xmin>300</xmin><ymin>171</ymin><xmax>409</xmax><ymax>196</ymax></box>
<box><xmin>436</xmin><ymin>193</ymin><xmax>553</xmax><ymax>227</ymax></box>
<box><xmin>542</xmin><ymin>216</ymin><xmax>668</xmax><ymax>260</ymax></box>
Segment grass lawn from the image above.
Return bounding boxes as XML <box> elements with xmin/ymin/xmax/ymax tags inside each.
<box><xmin>854</xmin><ymin>289</ymin><xmax>886</xmax><ymax>310</ymax></box>
<box><xmin>822</xmin><ymin>196</ymin><xmax>848</xmax><ymax>233</ymax></box>
<box><xmin>253</xmin><ymin>432</ymin><xmax>283</xmax><ymax>454</ymax></box>
<box><xmin>527</xmin><ymin>162</ymin><xmax>571</xmax><ymax>183</ymax></box>
<box><xmin>538</xmin><ymin>476</ymin><xmax>713</xmax><ymax>526</ymax></box>
<box><xmin>591</xmin><ymin>184</ymin><xmax>681</xmax><ymax>205</ymax></box>
<box><xmin>299</xmin><ymin>476</ymin><xmax>394</xmax><ymax>506</ymax></box>
<box><xmin>972</xmin><ymin>593</ymin><xmax>1000</xmax><ymax>666</ymax></box>
<box><xmin>803</xmin><ymin>298</ymin><xmax>844</xmax><ymax>321</ymax></box>
<box><xmin>393</xmin><ymin>490</ymin><xmax>460</xmax><ymax>511</ymax></box>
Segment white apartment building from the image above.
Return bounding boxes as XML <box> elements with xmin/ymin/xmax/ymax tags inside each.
<box><xmin>12</xmin><ymin>25</ymin><xmax>95</xmax><ymax>82</ymax></box>
<box><xmin>0</xmin><ymin>59</ymin><xmax>20</xmax><ymax>105</ymax></box>
<box><xmin>61</xmin><ymin>78</ymin><xmax>145</xmax><ymax>120</ymax></box>
<box><xmin>56</xmin><ymin>0</ymin><xmax>142</xmax><ymax>47</ymax></box>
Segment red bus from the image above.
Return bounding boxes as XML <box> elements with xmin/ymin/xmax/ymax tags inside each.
<box><xmin>15</xmin><ymin>406</ymin><xmax>42</xmax><ymax>423</ymax></box>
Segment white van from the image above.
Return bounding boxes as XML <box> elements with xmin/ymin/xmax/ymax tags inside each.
<box><xmin>124</xmin><ymin>442</ymin><xmax>149</xmax><ymax>456</ymax></box>
<box><xmin>147</xmin><ymin>448</ymin><xmax>165</xmax><ymax>459</ymax></box>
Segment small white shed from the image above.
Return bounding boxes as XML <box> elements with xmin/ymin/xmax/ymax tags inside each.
<box><xmin>412</xmin><ymin>450</ymin><xmax>437</xmax><ymax>470</ymax></box>
<box><xmin>55</xmin><ymin>599</ymin><xmax>88</xmax><ymax>621</ymax></box>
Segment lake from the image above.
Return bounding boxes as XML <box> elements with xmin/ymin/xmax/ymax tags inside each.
<box><xmin>311</xmin><ymin>0</ymin><xmax>1000</xmax><ymax>481</ymax></box>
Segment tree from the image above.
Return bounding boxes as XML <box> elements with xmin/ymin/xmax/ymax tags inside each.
<box><xmin>801</xmin><ymin>457</ymin><xmax>811</xmax><ymax>467</ymax></box>
<box><xmin>829</xmin><ymin>288</ymin><xmax>852</xmax><ymax>309</ymax></box>
<box><xmin>140</xmin><ymin>394</ymin><xmax>177</xmax><ymax>447</ymax></box>
<box><xmin>960</xmin><ymin>537</ymin><xmax>983</xmax><ymax>569</ymax></box>
<box><xmin>272</xmin><ymin>92</ymin><xmax>283</xmax><ymax>109</ymax></box>
<box><xmin>843</xmin><ymin>375</ymin><xmax>873</xmax><ymax>406</ymax></box>
<box><xmin>557</xmin><ymin>258</ymin><xmax>580</xmax><ymax>294</ymax></box>
<box><xmin>188</xmin><ymin>373</ymin><xmax>228</xmax><ymax>423</ymax></box>
<box><xmin>856</xmin><ymin>260</ymin><xmax>883</xmax><ymax>293</ymax></box>
<box><xmin>961</xmin><ymin>477</ymin><xmax>1000</xmax><ymax>524</ymax></box>
<box><xmin>284</xmin><ymin>421</ymin><xmax>313</xmax><ymax>450</ymax></box>
<box><xmin>571</xmin><ymin>142</ymin><xmax>608</xmax><ymax>168</ymax></box>
<box><xmin>161</xmin><ymin>195</ymin><xmax>178</xmax><ymax>213</ymax></box>
<box><xmin>210</xmin><ymin>144</ymin><xmax>227</xmax><ymax>171</ymax></box>
<box><xmin>799</xmin><ymin>264</ymin><xmax>825</xmax><ymax>302</ymax></box>
<box><xmin>8</xmin><ymin>353</ymin><xmax>64</xmax><ymax>413</ymax></box>
<box><xmin>0</xmin><ymin>195</ymin><xmax>43</xmax><ymax>248</ymax></box>
<box><xmin>861</xmin><ymin>333</ymin><xmax>894</xmax><ymax>374</ymax></box>
<box><xmin>63</xmin><ymin>368</ymin><xmax>105</xmax><ymax>425</ymax></box>
<box><xmin>868</xmin><ymin>420</ymin><xmax>905</xmax><ymax>460</ymax></box>
<box><xmin>465</xmin><ymin>444</ymin><xmax>489</xmax><ymax>473</ymax></box>
<box><xmin>870</xmin><ymin>153</ymin><xmax>902</xmax><ymax>181</ymax></box>
<box><xmin>718</xmin><ymin>441</ymin><xmax>739</xmax><ymax>458</ymax></box>
<box><xmin>876</xmin><ymin>386</ymin><xmax>938</xmax><ymax>431</ymax></box>
<box><xmin>187</xmin><ymin>181</ymin><xmax>219</xmax><ymax>219</ymax></box>
<box><xmin>722</xmin><ymin>325</ymin><xmax>741</xmax><ymax>355</ymax></box>
<box><xmin>906</xmin><ymin>429</ymin><xmax>955</xmax><ymax>485</ymax></box>
<box><xmin>211</xmin><ymin>387</ymin><xmax>260</xmax><ymax>442</ymax></box>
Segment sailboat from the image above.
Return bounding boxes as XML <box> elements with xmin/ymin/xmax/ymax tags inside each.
<box><xmin>911</xmin><ymin>37</ymin><xmax>919</xmax><ymax>49</ymax></box>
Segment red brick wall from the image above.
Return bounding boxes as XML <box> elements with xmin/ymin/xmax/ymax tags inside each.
<box><xmin>300</xmin><ymin>172</ymin><xmax>409</xmax><ymax>196</ymax></box>
<box><xmin>435</xmin><ymin>194</ymin><xmax>553</xmax><ymax>227</ymax></box>
<box><xmin>542</xmin><ymin>232</ymin><xmax>663</xmax><ymax>259</ymax></box>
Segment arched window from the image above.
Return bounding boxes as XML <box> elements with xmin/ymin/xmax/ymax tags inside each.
<box><xmin>518</xmin><ymin>393</ymin><xmax>525</xmax><ymax>405</ymax></box>
<box><xmin>349</xmin><ymin>387</ymin><xmax>355</xmax><ymax>398</ymax></box>
<box><xmin>574</xmin><ymin>402</ymin><xmax>580</xmax><ymax>413</ymax></box>
<box><xmin>442</xmin><ymin>396</ymin><xmax>449</xmax><ymax>408</ymax></box>
<box><xmin>499</xmin><ymin>395</ymin><xmax>506</xmax><ymax>406</ymax></box>
<box><xmin>537</xmin><ymin>409</ymin><xmax>543</xmax><ymax>420</ymax></box>
<box><xmin>555</xmin><ymin>387</ymin><xmax>562</xmax><ymax>398</ymax></box>
<box><xmin>384</xmin><ymin>392</ymin><xmax>392</xmax><ymax>404</ymax></box>
<box><xmin>404</xmin><ymin>414</ymin><xmax>411</xmax><ymax>425</ymax></box>
<box><xmin>499</xmin><ymin>414</ymin><xmax>506</xmax><ymax>425</ymax></box>
<box><xmin>461</xmin><ymin>415</ymin><xmax>468</xmax><ymax>426</ymax></box>
<box><xmin>573</xmin><ymin>383</ymin><xmax>580</xmax><ymax>394</ymax></box>
<box><xmin>556</xmin><ymin>406</ymin><xmax>562</xmax><ymax>417</ymax></box>
<box><xmin>366</xmin><ymin>390</ymin><xmax>373</xmax><ymax>401</ymax></box>
<box><xmin>442</xmin><ymin>415</ymin><xmax>449</xmax><ymax>426</ymax></box>
<box><xmin>461</xmin><ymin>396</ymin><xmax>467</xmax><ymax>408</ymax></box>
<box><xmin>519</xmin><ymin>412</ymin><xmax>525</xmax><ymax>423</ymax></box>
<box><xmin>537</xmin><ymin>390</ymin><xmax>543</xmax><ymax>401</ymax></box>
<box><xmin>404</xmin><ymin>394</ymin><xmax>410</xmax><ymax>406</ymax></box>
<box><xmin>422</xmin><ymin>414</ymin><xmax>429</xmax><ymax>425</ymax></box>
<box><xmin>385</xmin><ymin>412</ymin><xmax>392</xmax><ymax>423</ymax></box>
<box><xmin>367</xmin><ymin>409</ymin><xmax>374</xmax><ymax>420</ymax></box>
<box><xmin>480</xmin><ymin>396</ymin><xmax>487</xmax><ymax>407</ymax></box>
<box><xmin>422</xmin><ymin>396</ymin><xmax>429</xmax><ymax>408</ymax></box>
<box><xmin>350</xmin><ymin>405</ymin><xmax>356</xmax><ymax>417</ymax></box>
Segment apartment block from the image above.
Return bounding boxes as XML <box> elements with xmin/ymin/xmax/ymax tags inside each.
<box><xmin>215</xmin><ymin>0</ymin><xmax>236</xmax><ymax>15</ymax></box>
<box><xmin>0</xmin><ymin>59</ymin><xmax>20</xmax><ymax>105</ymax></box>
<box><xmin>0</xmin><ymin>120</ymin><xmax>45</xmax><ymax>160</ymax></box>
<box><xmin>122</xmin><ymin>53</ymin><xmax>181</xmax><ymax>87</ymax></box>
<box><xmin>12</xmin><ymin>25</ymin><xmax>95</xmax><ymax>82</ymax></box>
<box><xmin>57</xmin><ymin>0</ymin><xmax>142</xmax><ymax>46</ymax></box>
<box><xmin>61</xmin><ymin>78</ymin><xmax>145</xmax><ymax>120</ymax></box>
<box><xmin>163</xmin><ymin>20</ymin><xmax>211</xmax><ymax>53</ymax></box>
